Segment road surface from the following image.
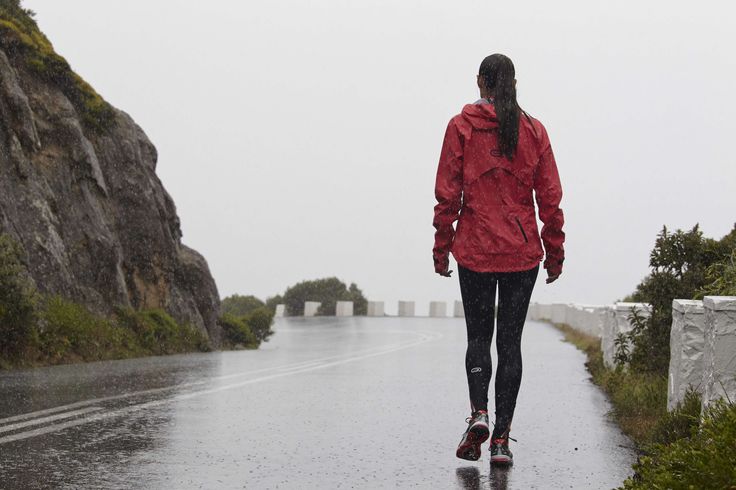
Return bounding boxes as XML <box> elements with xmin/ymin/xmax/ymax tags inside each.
<box><xmin>0</xmin><ymin>317</ymin><xmax>635</xmax><ymax>489</ymax></box>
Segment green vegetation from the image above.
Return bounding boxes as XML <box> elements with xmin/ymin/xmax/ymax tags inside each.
<box><xmin>0</xmin><ymin>0</ymin><xmax>116</xmax><ymax>132</ymax></box>
<box><xmin>623</xmin><ymin>224</ymin><xmax>736</xmax><ymax>374</ymax></box>
<box><xmin>554</xmin><ymin>324</ymin><xmax>669</xmax><ymax>446</ymax></box>
<box><xmin>218</xmin><ymin>313</ymin><xmax>258</xmax><ymax>349</ymax></box>
<box><xmin>222</xmin><ymin>294</ymin><xmax>266</xmax><ymax>317</ymax></box>
<box><xmin>220</xmin><ymin>294</ymin><xmax>275</xmax><ymax>347</ymax></box>
<box><xmin>622</xmin><ymin>400</ymin><xmax>736</xmax><ymax>489</ymax></box>
<box><xmin>0</xmin><ymin>234</ymin><xmax>38</xmax><ymax>361</ymax></box>
<box><xmin>0</xmin><ymin>233</ymin><xmax>211</xmax><ymax>369</ymax></box>
<box><xmin>555</xmin><ymin>222</ymin><xmax>736</xmax><ymax>488</ymax></box>
<box><xmin>282</xmin><ymin>277</ymin><xmax>367</xmax><ymax>316</ymax></box>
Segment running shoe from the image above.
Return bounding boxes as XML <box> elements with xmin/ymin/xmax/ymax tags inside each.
<box><xmin>490</xmin><ymin>436</ymin><xmax>514</xmax><ymax>465</ymax></box>
<box><xmin>456</xmin><ymin>410</ymin><xmax>490</xmax><ymax>461</ymax></box>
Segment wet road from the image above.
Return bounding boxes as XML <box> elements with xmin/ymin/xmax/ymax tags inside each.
<box><xmin>0</xmin><ymin>317</ymin><xmax>635</xmax><ymax>489</ymax></box>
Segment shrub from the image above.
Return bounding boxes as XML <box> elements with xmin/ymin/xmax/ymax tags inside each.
<box><xmin>0</xmin><ymin>234</ymin><xmax>37</xmax><ymax>359</ymax></box>
<box><xmin>647</xmin><ymin>389</ymin><xmax>701</xmax><ymax>447</ymax></box>
<box><xmin>114</xmin><ymin>307</ymin><xmax>209</xmax><ymax>355</ymax></box>
<box><xmin>221</xmin><ymin>294</ymin><xmax>265</xmax><ymax>316</ymax></box>
<box><xmin>218</xmin><ymin>314</ymin><xmax>258</xmax><ymax>349</ymax></box>
<box><xmin>621</xmin><ymin>400</ymin><xmax>736</xmax><ymax>489</ymax></box>
<box><xmin>624</xmin><ymin>224</ymin><xmax>736</xmax><ymax>374</ymax></box>
<box><xmin>244</xmin><ymin>306</ymin><xmax>274</xmax><ymax>343</ymax></box>
<box><xmin>39</xmin><ymin>296</ymin><xmax>127</xmax><ymax>362</ymax></box>
<box><xmin>696</xmin><ymin>249</ymin><xmax>736</xmax><ymax>298</ymax></box>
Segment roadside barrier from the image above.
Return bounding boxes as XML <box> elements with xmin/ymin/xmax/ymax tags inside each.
<box><xmin>336</xmin><ymin>301</ymin><xmax>354</xmax><ymax>317</ymax></box>
<box><xmin>367</xmin><ymin>301</ymin><xmax>385</xmax><ymax>317</ymax></box>
<box><xmin>398</xmin><ymin>301</ymin><xmax>415</xmax><ymax>317</ymax></box>
<box><xmin>529</xmin><ymin>297</ymin><xmax>736</xmax><ymax>411</ymax></box>
<box><xmin>429</xmin><ymin>301</ymin><xmax>447</xmax><ymax>318</ymax></box>
<box><xmin>304</xmin><ymin>301</ymin><xmax>321</xmax><ymax>317</ymax></box>
<box><xmin>668</xmin><ymin>300</ymin><xmax>705</xmax><ymax>411</ymax></box>
<box><xmin>701</xmin><ymin>296</ymin><xmax>736</xmax><ymax>411</ymax></box>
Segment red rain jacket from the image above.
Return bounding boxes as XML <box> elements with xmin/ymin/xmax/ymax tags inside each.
<box><xmin>433</xmin><ymin>102</ymin><xmax>565</xmax><ymax>276</ymax></box>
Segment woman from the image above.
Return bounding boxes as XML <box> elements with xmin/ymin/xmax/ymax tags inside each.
<box><xmin>432</xmin><ymin>54</ymin><xmax>565</xmax><ymax>465</ymax></box>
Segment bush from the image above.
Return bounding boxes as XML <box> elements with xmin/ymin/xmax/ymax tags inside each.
<box><xmin>621</xmin><ymin>400</ymin><xmax>736</xmax><ymax>489</ymax></box>
<box><xmin>39</xmin><ymin>296</ymin><xmax>134</xmax><ymax>362</ymax></box>
<box><xmin>282</xmin><ymin>277</ymin><xmax>368</xmax><ymax>316</ymax></box>
<box><xmin>0</xmin><ymin>234</ymin><xmax>37</xmax><ymax>359</ymax></box>
<box><xmin>647</xmin><ymin>389</ymin><xmax>701</xmax><ymax>447</ymax></box>
<box><xmin>624</xmin><ymin>224</ymin><xmax>736</xmax><ymax>374</ymax></box>
<box><xmin>221</xmin><ymin>294</ymin><xmax>265</xmax><ymax>316</ymax></box>
<box><xmin>218</xmin><ymin>314</ymin><xmax>258</xmax><ymax>349</ymax></box>
<box><xmin>114</xmin><ymin>307</ymin><xmax>210</xmax><ymax>355</ymax></box>
<box><xmin>696</xmin><ymin>249</ymin><xmax>736</xmax><ymax>298</ymax></box>
<box><xmin>243</xmin><ymin>306</ymin><xmax>274</xmax><ymax>343</ymax></box>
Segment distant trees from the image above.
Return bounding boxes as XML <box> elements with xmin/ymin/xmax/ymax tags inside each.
<box><xmin>281</xmin><ymin>277</ymin><xmax>367</xmax><ymax>316</ymax></box>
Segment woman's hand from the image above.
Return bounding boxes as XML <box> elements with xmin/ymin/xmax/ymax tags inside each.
<box><xmin>546</xmin><ymin>272</ymin><xmax>560</xmax><ymax>284</ymax></box>
<box><xmin>434</xmin><ymin>255</ymin><xmax>453</xmax><ymax>277</ymax></box>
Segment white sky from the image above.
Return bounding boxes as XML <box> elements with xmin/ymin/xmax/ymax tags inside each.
<box><xmin>23</xmin><ymin>0</ymin><xmax>736</xmax><ymax>314</ymax></box>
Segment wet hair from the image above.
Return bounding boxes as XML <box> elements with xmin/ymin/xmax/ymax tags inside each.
<box><xmin>479</xmin><ymin>54</ymin><xmax>519</xmax><ymax>160</ymax></box>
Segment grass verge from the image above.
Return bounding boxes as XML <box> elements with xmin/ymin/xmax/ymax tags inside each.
<box><xmin>553</xmin><ymin>322</ymin><xmax>736</xmax><ymax>489</ymax></box>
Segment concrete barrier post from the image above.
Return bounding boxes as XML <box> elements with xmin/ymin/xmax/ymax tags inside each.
<box><xmin>429</xmin><ymin>301</ymin><xmax>447</xmax><ymax>318</ymax></box>
<box><xmin>550</xmin><ymin>303</ymin><xmax>566</xmax><ymax>324</ymax></box>
<box><xmin>601</xmin><ymin>306</ymin><xmax>617</xmax><ymax>369</ymax></box>
<box><xmin>275</xmin><ymin>304</ymin><xmax>285</xmax><ymax>317</ymax></box>
<box><xmin>453</xmin><ymin>300</ymin><xmax>465</xmax><ymax>318</ymax></box>
<box><xmin>304</xmin><ymin>301</ymin><xmax>321</xmax><ymax>317</ymax></box>
<box><xmin>367</xmin><ymin>301</ymin><xmax>385</xmax><ymax>317</ymax></box>
<box><xmin>336</xmin><ymin>301</ymin><xmax>354</xmax><ymax>317</ymax></box>
<box><xmin>603</xmin><ymin>303</ymin><xmax>652</xmax><ymax>369</ymax></box>
<box><xmin>667</xmin><ymin>299</ymin><xmax>705</xmax><ymax>411</ymax></box>
<box><xmin>701</xmin><ymin>296</ymin><xmax>736</xmax><ymax>411</ymax></box>
<box><xmin>398</xmin><ymin>301</ymin><xmax>415</xmax><ymax>317</ymax></box>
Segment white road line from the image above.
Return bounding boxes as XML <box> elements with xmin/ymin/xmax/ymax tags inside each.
<box><xmin>0</xmin><ymin>334</ymin><xmax>433</xmax><ymax>427</ymax></box>
<box><xmin>0</xmin><ymin>331</ymin><xmax>442</xmax><ymax>445</ymax></box>
<box><xmin>0</xmin><ymin>407</ymin><xmax>103</xmax><ymax>434</ymax></box>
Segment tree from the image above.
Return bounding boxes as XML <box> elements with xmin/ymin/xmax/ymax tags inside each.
<box><xmin>624</xmin><ymin>224</ymin><xmax>736</xmax><ymax>373</ymax></box>
<box><xmin>281</xmin><ymin>277</ymin><xmax>368</xmax><ymax>316</ymax></box>
<box><xmin>221</xmin><ymin>294</ymin><xmax>265</xmax><ymax>316</ymax></box>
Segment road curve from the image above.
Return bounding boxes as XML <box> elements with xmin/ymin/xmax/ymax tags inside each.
<box><xmin>0</xmin><ymin>317</ymin><xmax>635</xmax><ymax>489</ymax></box>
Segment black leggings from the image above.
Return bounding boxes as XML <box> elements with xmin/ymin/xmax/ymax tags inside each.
<box><xmin>458</xmin><ymin>263</ymin><xmax>539</xmax><ymax>438</ymax></box>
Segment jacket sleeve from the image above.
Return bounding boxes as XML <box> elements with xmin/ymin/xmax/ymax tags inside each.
<box><xmin>533</xmin><ymin>129</ymin><xmax>565</xmax><ymax>276</ymax></box>
<box><xmin>432</xmin><ymin>119</ymin><xmax>464</xmax><ymax>273</ymax></box>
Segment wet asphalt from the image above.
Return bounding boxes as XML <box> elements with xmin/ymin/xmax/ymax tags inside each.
<box><xmin>0</xmin><ymin>317</ymin><xmax>635</xmax><ymax>489</ymax></box>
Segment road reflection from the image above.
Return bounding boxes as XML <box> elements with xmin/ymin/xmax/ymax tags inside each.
<box><xmin>456</xmin><ymin>465</ymin><xmax>511</xmax><ymax>490</ymax></box>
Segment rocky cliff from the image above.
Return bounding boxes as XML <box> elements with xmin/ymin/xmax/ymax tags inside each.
<box><xmin>0</xmin><ymin>3</ymin><xmax>222</xmax><ymax>345</ymax></box>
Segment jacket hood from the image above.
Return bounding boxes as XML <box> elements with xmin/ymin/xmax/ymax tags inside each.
<box><xmin>461</xmin><ymin>102</ymin><xmax>499</xmax><ymax>130</ymax></box>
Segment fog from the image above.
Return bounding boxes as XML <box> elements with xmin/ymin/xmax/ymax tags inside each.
<box><xmin>24</xmin><ymin>0</ymin><xmax>736</xmax><ymax>313</ymax></box>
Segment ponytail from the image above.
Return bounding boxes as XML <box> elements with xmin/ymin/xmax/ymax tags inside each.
<box><xmin>479</xmin><ymin>54</ymin><xmax>520</xmax><ymax>161</ymax></box>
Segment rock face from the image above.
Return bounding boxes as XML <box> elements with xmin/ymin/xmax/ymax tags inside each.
<box><xmin>0</xmin><ymin>46</ymin><xmax>222</xmax><ymax>345</ymax></box>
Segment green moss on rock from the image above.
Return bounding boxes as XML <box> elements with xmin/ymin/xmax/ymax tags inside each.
<box><xmin>0</xmin><ymin>0</ymin><xmax>116</xmax><ymax>133</ymax></box>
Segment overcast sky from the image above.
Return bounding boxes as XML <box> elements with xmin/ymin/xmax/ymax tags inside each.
<box><xmin>24</xmin><ymin>0</ymin><xmax>736</xmax><ymax>314</ymax></box>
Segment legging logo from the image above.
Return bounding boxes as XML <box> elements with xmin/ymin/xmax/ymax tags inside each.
<box><xmin>470</xmin><ymin>367</ymin><xmax>482</xmax><ymax>373</ymax></box>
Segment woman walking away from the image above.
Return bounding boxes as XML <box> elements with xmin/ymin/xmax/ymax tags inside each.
<box><xmin>432</xmin><ymin>54</ymin><xmax>565</xmax><ymax>465</ymax></box>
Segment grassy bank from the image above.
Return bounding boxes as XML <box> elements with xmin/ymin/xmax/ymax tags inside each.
<box><xmin>554</xmin><ymin>323</ymin><xmax>672</xmax><ymax>447</ymax></box>
<box><xmin>554</xmin><ymin>322</ymin><xmax>736</xmax><ymax>489</ymax></box>
<box><xmin>0</xmin><ymin>296</ymin><xmax>212</xmax><ymax>370</ymax></box>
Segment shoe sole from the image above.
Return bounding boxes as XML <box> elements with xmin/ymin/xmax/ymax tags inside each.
<box><xmin>490</xmin><ymin>455</ymin><xmax>513</xmax><ymax>466</ymax></box>
<box><xmin>456</xmin><ymin>425</ymin><xmax>490</xmax><ymax>461</ymax></box>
